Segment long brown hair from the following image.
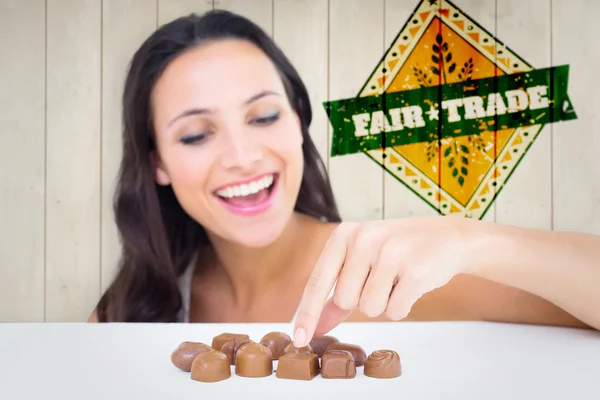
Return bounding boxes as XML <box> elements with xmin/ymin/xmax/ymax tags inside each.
<box><xmin>96</xmin><ymin>10</ymin><xmax>341</xmax><ymax>322</ymax></box>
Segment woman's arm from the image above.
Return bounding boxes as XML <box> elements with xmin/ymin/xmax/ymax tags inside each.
<box><xmin>292</xmin><ymin>218</ymin><xmax>599</xmax><ymax>347</ymax></box>
<box><xmin>466</xmin><ymin>221</ymin><xmax>600</xmax><ymax>330</ymax></box>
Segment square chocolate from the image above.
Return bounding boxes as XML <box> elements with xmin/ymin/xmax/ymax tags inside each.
<box><xmin>321</xmin><ymin>350</ymin><xmax>356</xmax><ymax>379</ymax></box>
<box><xmin>275</xmin><ymin>352</ymin><xmax>320</xmax><ymax>381</ymax></box>
<box><xmin>211</xmin><ymin>333</ymin><xmax>250</xmax><ymax>351</ymax></box>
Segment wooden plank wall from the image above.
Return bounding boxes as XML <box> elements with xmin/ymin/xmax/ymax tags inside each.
<box><xmin>0</xmin><ymin>0</ymin><xmax>598</xmax><ymax>322</ymax></box>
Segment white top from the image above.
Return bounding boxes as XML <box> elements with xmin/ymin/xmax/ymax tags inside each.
<box><xmin>176</xmin><ymin>261</ymin><xmax>195</xmax><ymax>323</ymax></box>
<box><xmin>1</xmin><ymin>321</ymin><xmax>599</xmax><ymax>399</ymax></box>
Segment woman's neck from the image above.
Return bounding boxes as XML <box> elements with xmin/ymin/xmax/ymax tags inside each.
<box><xmin>204</xmin><ymin>212</ymin><xmax>319</xmax><ymax>308</ymax></box>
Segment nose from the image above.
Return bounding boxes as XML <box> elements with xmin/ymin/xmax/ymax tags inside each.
<box><xmin>218</xmin><ymin>126</ymin><xmax>263</xmax><ymax>171</ymax></box>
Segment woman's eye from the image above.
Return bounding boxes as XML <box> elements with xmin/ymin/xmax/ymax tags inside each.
<box><xmin>252</xmin><ymin>112</ymin><xmax>280</xmax><ymax>125</ymax></box>
<box><xmin>180</xmin><ymin>133</ymin><xmax>207</xmax><ymax>145</ymax></box>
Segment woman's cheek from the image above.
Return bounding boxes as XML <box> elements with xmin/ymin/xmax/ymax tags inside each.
<box><xmin>269</xmin><ymin>120</ymin><xmax>304</xmax><ymax>155</ymax></box>
<box><xmin>167</xmin><ymin>147</ymin><xmax>212</xmax><ymax>187</ymax></box>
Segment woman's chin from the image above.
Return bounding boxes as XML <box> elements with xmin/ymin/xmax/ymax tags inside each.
<box><xmin>226</xmin><ymin>225</ymin><xmax>287</xmax><ymax>249</ymax></box>
<box><xmin>236</xmin><ymin>237</ymin><xmax>279</xmax><ymax>249</ymax></box>
<box><xmin>202</xmin><ymin>215</ymin><xmax>290</xmax><ymax>249</ymax></box>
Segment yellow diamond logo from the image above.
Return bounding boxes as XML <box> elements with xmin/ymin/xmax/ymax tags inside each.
<box><xmin>324</xmin><ymin>0</ymin><xmax>577</xmax><ymax>219</ymax></box>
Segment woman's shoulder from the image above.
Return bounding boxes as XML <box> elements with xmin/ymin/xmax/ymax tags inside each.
<box><xmin>87</xmin><ymin>309</ymin><xmax>99</xmax><ymax>322</ymax></box>
<box><xmin>299</xmin><ymin>212</ymin><xmax>340</xmax><ymax>233</ymax></box>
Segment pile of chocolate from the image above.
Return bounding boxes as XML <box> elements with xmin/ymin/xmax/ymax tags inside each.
<box><xmin>171</xmin><ymin>331</ymin><xmax>402</xmax><ymax>383</ymax></box>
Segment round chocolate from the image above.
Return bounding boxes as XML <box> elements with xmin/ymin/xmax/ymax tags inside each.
<box><xmin>259</xmin><ymin>332</ymin><xmax>291</xmax><ymax>360</ymax></box>
<box><xmin>309</xmin><ymin>335</ymin><xmax>339</xmax><ymax>357</ymax></box>
<box><xmin>321</xmin><ymin>350</ymin><xmax>356</xmax><ymax>379</ymax></box>
<box><xmin>221</xmin><ymin>337</ymin><xmax>254</xmax><ymax>365</ymax></box>
<box><xmin>171</xmin><ymin>341</ymin><xmax>213</xmax><ymax>372</ymax></box>
<box><xmin>190</xmin><ymin>350</ymin><xmax>231</xmax><ymax>383</ymax></box>
<box><xmin>324</xmin><ymin>343</ymin><xmax>367</xmax><ymax>366</ymax></box>
<box><xmin>364</xmin><ymin>350</ymin><xmax>402</xmax><ymax>379</ymax></box>
<box><xmin>235</xmin><ymin>342</ymin><xmax>273</xmax><ymax>377</ymax></box>
<box><xmin>284</xmin><ymin>343</ymin><xmax>313</xmax><ymax>355</ymax></box>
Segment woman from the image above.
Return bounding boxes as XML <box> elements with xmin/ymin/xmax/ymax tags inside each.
<box><xmin>88</xmin><ymin>10</ymin><xmax>600</xmax><ymax>348</ymax></box>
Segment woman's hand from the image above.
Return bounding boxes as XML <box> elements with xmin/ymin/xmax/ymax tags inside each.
<box><xmin>291</xmin><ymin>216</ymin><xmax>480</xmax><ymax>347</ymax></box>
<box><xmin>292</xmin><ymin>216</ymin><xmax>600</xmax><ymax>347</ymax></box>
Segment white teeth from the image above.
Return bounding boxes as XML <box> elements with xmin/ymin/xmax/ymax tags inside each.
<box><xmin>216</xmin><ymin>174</ymin><xmax>275</xmax><ymax>198</ymax></box>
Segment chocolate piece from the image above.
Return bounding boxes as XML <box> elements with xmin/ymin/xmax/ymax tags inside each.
<box><xmin>364</xmin><ymin>350</ymin><xmax>402</xmax><ymax>379</ymax></box>
<box><xmin>324</xmin><ymin>343</ymin><xmax>367</xmax><ymax>366</ymax></box>
<box><xmin>211</xmin><ymin>333</ymin><xmax>250</xmax><ymax>351</ymax></box>
<box><xmin>284</xmin><ymin>343</ymin><xmax>313</xmax><ymax>355</ymax></box>
<box><xmin>259</xmin><ymin>332</ymin><xmax>291</xmax><ymax>360</ymax></box>
<box><xmin>276</xmin><ymin>352</ymin><xmax>320</xmax><ymax>381</ymax></box>
<box><xmin>309</xmin><ymin>335</ymin><xmax>339</xmax><ymax>357</ymax></box>
<box><xmin>221</xmin><ymin>337</ymin><xmax>254</xmax><ymax>365</ymax></box>
<box><xmin>190</xmin><ymin>350</ymin><xmax>231</xmax><ymax>383</ymax></box>
<box><xmin>235</xmin><ymin>343</ymin><xmax>273</xmax><ymax>377</ymax></box>
<box><xmin>321</xmin><ymin>350</ymin><xmax>356</xmax><ymax>379</ymax></box>
<box><xmin>171</xmin><ymin>341</ymin><xmax>213</xmax><ymax>372</ymax></box>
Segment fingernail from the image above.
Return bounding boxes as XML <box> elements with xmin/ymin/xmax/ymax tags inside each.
<box><xmin>293</xmin><ymin>327</ymin><xmax>306</xmax><ymax>347</ymax></box>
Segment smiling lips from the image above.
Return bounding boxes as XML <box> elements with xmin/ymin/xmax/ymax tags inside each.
<box><xmin>215</xmin><ymin>173</ymin><xmax>277</xmax><ymax>216</ymax></box>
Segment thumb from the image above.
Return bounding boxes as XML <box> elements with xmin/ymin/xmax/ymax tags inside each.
<box><xmin>313</xmin><ymin>297</ymin><xmax>352</xmax><ymax>337</ymax></box>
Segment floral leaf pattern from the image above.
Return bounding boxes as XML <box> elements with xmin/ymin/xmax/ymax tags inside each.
<box><xmin>411</xmin><ymin>35</ymin><xmax>487</xmax><ymax>187</ymax></box>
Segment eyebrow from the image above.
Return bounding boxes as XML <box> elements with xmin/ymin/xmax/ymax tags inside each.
<box><xmin>166</xmin><ymin>90</ymin><xmax>280</xmax><ymax>129</ymax></box>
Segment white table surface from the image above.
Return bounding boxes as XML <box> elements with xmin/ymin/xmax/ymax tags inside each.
<box><xmin>0</xmin><ymin>321</ymin><xmax>599</xmax><ymax>399</ymax></box>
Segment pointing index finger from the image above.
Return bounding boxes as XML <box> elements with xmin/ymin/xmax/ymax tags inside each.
<box><xmin>292</xmin><ymin>224</ymin><xmax>352</xmax><ymax>347</ymax></box>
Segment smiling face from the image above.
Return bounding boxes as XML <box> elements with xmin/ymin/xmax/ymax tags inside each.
<box><xmin>150</xmin><ymin>39</ymin><xmax>305</xmax><ymax>248</ymax></box>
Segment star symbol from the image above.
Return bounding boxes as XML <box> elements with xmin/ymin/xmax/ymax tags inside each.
<box><xmin>425</xmin><ymin>104</ymin><xmax>439</xmax><ymax>120</ymax></box>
